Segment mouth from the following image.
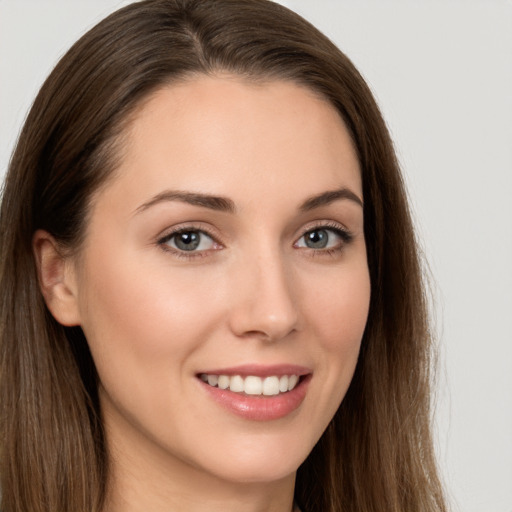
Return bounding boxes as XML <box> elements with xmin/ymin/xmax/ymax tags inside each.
<box><xmin>196</xmin><ymin>365</ymin><xmax>311</xmax><ymax>421</ymax></box>
<box><xmin>199</xmin><ymin>373</ymin><xmax>301</xmax><ymax>396</ymax></box>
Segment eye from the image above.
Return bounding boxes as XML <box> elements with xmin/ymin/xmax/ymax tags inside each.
<box><xmin>295</xmin><ymin>226</ymin><xmax>351</xmax><ymax>251</ymax></box>
<box><xmin>160</xmin><ymin>229</ymin><xmax>216</xmax><ymax>252</ymax></box>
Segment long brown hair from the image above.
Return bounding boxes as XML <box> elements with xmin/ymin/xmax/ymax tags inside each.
<box><xmin>0</xmin><ymin>1</ymin><xmax>447</xmax><ymax>511</ymax></box>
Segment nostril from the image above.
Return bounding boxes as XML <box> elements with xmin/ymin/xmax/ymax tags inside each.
<box><xmin>238</xmin><ymin>326</ymin><xmax>298</xmax><ymax>343</ymax></box>
<box><xmin>242</xmin><ymin>329</ymin><xmax>272</xmax><ymax>340</ymax></box>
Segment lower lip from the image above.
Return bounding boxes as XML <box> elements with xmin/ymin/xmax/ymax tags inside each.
<box><xmin>199</xmin><ymin>375</ymin><xmax>311</xmax><ymax>421</ymax></box>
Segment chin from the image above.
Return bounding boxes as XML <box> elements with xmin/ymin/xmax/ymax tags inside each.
<box><xmin>192</xmin><ymin>434</ymin><xmax>312</xmax><ymax>485</ymax></box>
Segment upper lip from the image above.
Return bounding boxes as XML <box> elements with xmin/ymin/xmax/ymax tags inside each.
<box><xmin>197</xmin><ymin>364</ymin><xmax>312</xmax><ymax>378</ymax></box>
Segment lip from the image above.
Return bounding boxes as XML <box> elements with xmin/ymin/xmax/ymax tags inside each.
<box><xmin>197</xmin><ymin>363</ymin><xmax>311</xmax><ymax>378</ymax></box>
<box><xmin>197</xmin><ymin>364</ymin><xmax>312</xmax><ymax>421</ymax></box>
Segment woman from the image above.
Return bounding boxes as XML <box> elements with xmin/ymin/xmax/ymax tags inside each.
<box><xmin>0</xmin><ymin>1</ymin><xmax>447</xmax><ymax>511</ymax></box>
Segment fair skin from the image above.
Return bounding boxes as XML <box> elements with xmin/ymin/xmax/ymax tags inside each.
<box><xmin>34</xmin><ymin>76</ymin><xmax>370</xmax><ymax>512</ymax></box>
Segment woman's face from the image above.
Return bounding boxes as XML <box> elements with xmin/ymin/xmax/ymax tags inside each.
<box><xmin>69</xmin><ymin>76</ymin><xmax>370</xmax><ymax>485</ymax></box>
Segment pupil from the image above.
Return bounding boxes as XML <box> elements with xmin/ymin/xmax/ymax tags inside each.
<box><xmin>306</xmin><ymin>229</ymin><xmax>328</xmax><ymax>249</ymax></box>
<box><xmin>175</xmin><ymin>231</ymin><xmax>200</xmax><ymax>251</ymax></box>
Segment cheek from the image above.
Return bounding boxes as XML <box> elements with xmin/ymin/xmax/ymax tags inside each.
<box><xmin>301</xmin><ymin>261</ymin><xmax>370</xmax><ymax>415</ymax></box>
<box><xmin>75</xmin><ymin>254</ymin><xmax>228</xmax><ymax>443</ymax></box>
<box><xmin>305</xmin><ymin>262</ymin><xmax>370</xmax><ymax>353</ymax></box>
<box><xmin>80</xmin><ymin>254</ymin><xmax>212</xmax><ymax>343</ymax></box>
<box><xmin>76</xmin><ymin>250</ymin><xmax>225</xmax><ymax>399</ymax></box>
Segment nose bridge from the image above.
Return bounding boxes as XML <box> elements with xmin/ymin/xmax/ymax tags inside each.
<box><xmin>229</xmin><ymin>241</ymin><xmax>299</xmax><ymax>341</ymax></box>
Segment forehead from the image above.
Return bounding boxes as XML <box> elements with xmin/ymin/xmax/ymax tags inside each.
<box><xmin>102</xmin><ymin>75</ymin><xmax>362</xmax><ymax>213</ymax></box>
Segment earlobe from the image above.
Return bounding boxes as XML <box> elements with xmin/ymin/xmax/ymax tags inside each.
<box><xmin>32</xmin><ymin>230</ymin><xmax>81</xmax><ymax>326</ymax></box>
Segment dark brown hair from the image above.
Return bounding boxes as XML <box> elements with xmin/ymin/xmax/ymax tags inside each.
<box><xmin>0</xmin><ymin>1</ymin><xmax>446</xmax><ymax>511</ymax></box>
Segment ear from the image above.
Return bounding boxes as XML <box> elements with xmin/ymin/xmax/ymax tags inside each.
<box><xmin>32</xmin><ymin>230</ymin><xmax>81</xmax><ymax>326</ymax></box>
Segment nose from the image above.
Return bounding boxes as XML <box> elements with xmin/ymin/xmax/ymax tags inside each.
<box><xmin>228</xmin><ymin>249</ymin><xmax>299</xmax><ymax>342</ymax></box>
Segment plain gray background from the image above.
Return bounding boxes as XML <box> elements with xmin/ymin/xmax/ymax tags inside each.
<box><xmin>1</xmin><ymin>1</ymin><xmax>511</xmax><ymax>511</ymax></box>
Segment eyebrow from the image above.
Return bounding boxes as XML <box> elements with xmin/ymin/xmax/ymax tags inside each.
<box><xmin>135</xmin><ymin>190</ymin><xmax>236</xmax><ymax>214</ymax></box>
<box><xmin>134</xmin><ymin>186</ymin><xmax>363</xmax><ymax>215</ymax></box>
<box><xmin>299</xmin><ymin>188</ymin><xmax>363</xmax><ymax>211</ymax></box>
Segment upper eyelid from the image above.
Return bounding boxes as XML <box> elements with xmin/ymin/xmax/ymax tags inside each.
<box><xmin>160</xmin><ymin>229</ymin><xmax>215</xmax><ymax>244</ymax></box>
<box><xmin>296</xmin><ymin>220</ymin><xmax>350</xmax><ymax>237</ymax></box>
<box><xmin>297</xmin><ymin>226</ymin><xmax>350</xmax><ymax>241</ymax></box>
<box><xmin>157</xmin><ymin>223</ymin><xmax>221</xmax><ymax>244</ymax></box>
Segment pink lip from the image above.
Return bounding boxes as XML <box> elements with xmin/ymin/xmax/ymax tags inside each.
<box><xmin>197</xmin><ymin>363</ymin><xmax>311</xmax><ymax>378</ymax></box>
<box><xmin>197</xmin><ymin>365</ymin><xmax>312</xmax><ymax>421</ymax></box>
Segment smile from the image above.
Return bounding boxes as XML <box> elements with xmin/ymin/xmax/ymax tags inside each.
<box><xmin>200</xmin><ymin>374</ymin><xmax>300</xmax><ymax>396</ymax></box>
<box><xmin>197</xmin><ymin>366</ymin><xmax>312</xmax><ymax>421</ymax></box>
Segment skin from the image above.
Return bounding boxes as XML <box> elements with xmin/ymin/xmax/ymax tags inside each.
<box><xmin>35</xmin><ymin>76</ymin><xmax>371</xmax><ymax>512</ymax></box>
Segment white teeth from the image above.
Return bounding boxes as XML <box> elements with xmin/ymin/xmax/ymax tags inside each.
<box><xmin>288</xmin><ymin>375</ymin><xmax>299</xmax><ymax>391</ymax></box>
<box><xmin>229</xmin><ymin>375</ymin><xmax>244</xmax><ymax>393</ymax></box>
<box><xmin>263</xmin><ymin>376</ymin><xmax>280</xmax><ymax>396</ymax></box>
<box><xmin>200</xmin><ymin>373</ymin><xmax>301</xmax><ymax>395</ymax></box>
<box><xmin>244</xmin><ymin>376</ymin><xmax>263</xmax><ymax>395</ymax></box>
<box><xmin>218</xmin><ymin>375</ymin><xmax>230</xmax><ymax>389</ymax></box>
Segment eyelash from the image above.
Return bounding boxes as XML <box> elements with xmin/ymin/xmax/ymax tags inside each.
<box><xmin>298</xmin><ymin>222</ymin><xmax>354</xmax><ymax>258</ymax></box>
<box><xmin>157</xmin><ymin>225</ymin><xmax>220</xmax><ymax>260</ymax></box>
<box><xmin>157</xmin><ymin>222</ymin><xmax>353</xmax><ymax>260</ymax></box>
